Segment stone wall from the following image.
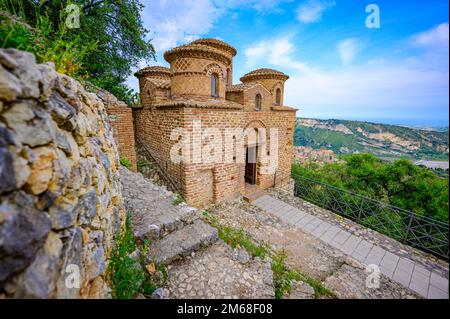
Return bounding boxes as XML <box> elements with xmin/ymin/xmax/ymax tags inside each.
<box><xmin>0</xmin><ymin>49</ymin><xmax>124</xmax><ymax>298</ymax></box>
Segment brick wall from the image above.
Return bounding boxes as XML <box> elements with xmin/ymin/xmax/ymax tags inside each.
<box><xmin>133</xmin><ymin>104</ymin><xmax>295</xmax><ymax>208</ymax></box>
<box><xmin>107</xmin><ymin>103</ymin><xmax>137</xmax><ymax>171</ymax></box>
<box><xmin>170</xmin><ymin>57</ymin><xmax>229</xmax><ymax>99</ymax></box>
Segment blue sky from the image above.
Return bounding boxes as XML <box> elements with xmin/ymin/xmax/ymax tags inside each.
<box><xmin>129</xmin><ymin>0</ymin><xmax>449</xmax><ymax>126</ymax></box>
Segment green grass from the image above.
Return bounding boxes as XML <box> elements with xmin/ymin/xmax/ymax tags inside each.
<box><xmin>137</xmin><ymin>159</ymin><xmax>150</xmax><ymax>169</ymax></box>
<box><xmin>119</xmin><ymin>158</ymin><xmax>132</xmax><ymax>169</ymax></box>
<box><xmin>202</xmin><ymin>211</ymin><xmax>270</xmax><ymax>259</ymax></box>
<box><xmin>271</xmin><ymin>250</ymin><xmax>337</xmax><ymax>299</ymax></box>
<box><xmin>107</xmin><ymin>213</ymin><xmax>167</xmax><ymax>299</ymax></box>
<box><xmin>172</xmin><ymin>193</ymin><xmax>184</xmax><ymax>206</ymax></box>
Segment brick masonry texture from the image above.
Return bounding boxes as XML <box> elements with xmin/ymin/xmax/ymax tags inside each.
<box><xmin>106</xmin><ymin>102</ymin><xmax>137</xmax><ymax>171</ymax></box>
<box><xmin>134</xmin><ymin>39</ymin><xmax>297</xmax><ymax>207</ymax></box>
<box><xmin>0</xmin><ymin>49</ymin><xmax>124</xmax><ymax>298</ymax></box>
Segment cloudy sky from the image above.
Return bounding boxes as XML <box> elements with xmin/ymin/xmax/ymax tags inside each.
<box><xmin>128</xmin><ymin>0</ymin><xmax>449</xmax><ymax>126</ymax></box>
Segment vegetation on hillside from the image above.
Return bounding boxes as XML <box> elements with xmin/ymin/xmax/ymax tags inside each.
<box><xmin>292</xmin><ymin>154</ymin><xmax>449</xmax><ymax>223</ymax></box>
<box><xmin>295</xmin><ymin>118</ymin><xmax>449</xmax><ymax>161</ymax></box>
<box><xmin>0</xmin><ymin>0</ymin><xmax>155</xmax><ymax>105</ymax></box>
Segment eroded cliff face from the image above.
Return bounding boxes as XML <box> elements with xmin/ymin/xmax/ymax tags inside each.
<box><xmin>0</xmin><ymin>49</ymin><xmax>125</xmax><ymax>298</ymax></box>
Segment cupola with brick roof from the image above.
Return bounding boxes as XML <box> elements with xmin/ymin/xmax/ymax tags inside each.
<box><xmin>240</xmin><ymin>68</ymin><xmax>289</xmax><ymax>107</ymax></box>
<box><xmin>163</xmin><ymin>39</ymin><xmax>235</xmax><ymax>100</ymax></box>
<box><xmin>134</xmin><ymin>66</ymin><xmax>172</xmax><ymax>105</ymax></box>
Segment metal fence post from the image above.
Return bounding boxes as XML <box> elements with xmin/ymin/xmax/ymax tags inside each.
<box><xmin>404</xmin><ymin>212</ymin><xmax>413</xmax><ymax>243</ymax></box>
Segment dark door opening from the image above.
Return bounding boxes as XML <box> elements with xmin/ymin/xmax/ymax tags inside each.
<box><xmin>245</xmin><ymin>146</ymin><xmax>257</xmax><ymax>185</ymax></box>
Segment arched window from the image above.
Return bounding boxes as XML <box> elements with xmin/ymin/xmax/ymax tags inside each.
<box><xmin>255</xmin><ymin>94</ymin><xmax>262</xmax><ymax>111</ymax></box>
<box><xmin>275</xmin><ymin>88</ymin><xmax>281</xmax><ymax>106</ymax></box>
<box><xmin>211</xmin><ymin>73</ymin><xmax>219</xmax><ymax>97</ymax></box>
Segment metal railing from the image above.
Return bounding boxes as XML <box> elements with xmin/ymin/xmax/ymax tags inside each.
<box><xmin>136</xmin><ymin>137</ymin><xmax>183</xmax><ymax>194</ymax></box>
<box><xmin>288</xmin><ymin>173</ymin><xmax>449</xmax><ymax>260</ymax></box>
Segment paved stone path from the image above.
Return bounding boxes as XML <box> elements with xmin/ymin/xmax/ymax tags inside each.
<box><xmin>252</xmin><ymin>195</ymin><xmax>449</xmax><ymax>299</ymax></box>
<box><xmin>165</xmin><ymin>241</ymin><xmax>274</xmax><ymax>299</ymax></box>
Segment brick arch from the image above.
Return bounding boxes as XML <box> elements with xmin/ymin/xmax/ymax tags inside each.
<box><xmin>244</xmin><ymin>119</ymin><xmax>267</xmax><ymax>130</ymax></box>
<box><xmin>271</xmin><ymin>81</ymin><xmax>284</xmax><ymax>106</ymax></box>
<box><xmin>271</xmin><ymin>81</ymin><xmax>284</xmax><ymax>92</ymax></box>
<box><xmin>240</xmin><ymin>120</ymin><xmax>269</xmax><ymax>146</ymax></box>
<box><xmin>204</xmin><ymin>63</ymin><xmax>224</xmax><ymax>79</ymax></box>
<box><xmin>143</xmin><ymin>80</ymin><xmax>155</xmax><ymax>101</ymax></box>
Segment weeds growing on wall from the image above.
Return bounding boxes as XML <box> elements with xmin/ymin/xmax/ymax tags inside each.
<box><xmin>172</xmin><ymin>193</ymin><xmax>184</xmax><ymax>206</ymax></box>
<box><xmin>119</xmin><ymin>158</ymin><xmax>132</xmax><ymax>169</ymax></box>
<box><xmin>137</xmin><ymin>159</ymin><xmax>150</xmax><ymax>169</ymax></box>
<box><xmin>108</xmin><ymin>213</ymin><xmax>167</xmax><ymax>299</ymax></box>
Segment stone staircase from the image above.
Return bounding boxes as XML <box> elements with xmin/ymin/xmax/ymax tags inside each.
<box><xmin>148</xmin><ymin>220</ymin><xmax>218</xmax><ymax>264</ymax></box>
<box><xmin>121</xmin><ymin>167</ymin><xmax>276</xmax><ymax>299</ymax></box>
<box><xmin>242</xmin><ymin>183</ymin><xmax>268</xmax><ymax>203</ymax></box>
<box><xmin>120</xmin><ymin>167</ymin><xmax>218</xmax><ymax>266</ymax></box>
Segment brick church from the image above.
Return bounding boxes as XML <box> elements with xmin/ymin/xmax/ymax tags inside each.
<box><xmin>133</xmin><ymin>38</ymin><xmax>296</xmax><ymax>207</ymax></box>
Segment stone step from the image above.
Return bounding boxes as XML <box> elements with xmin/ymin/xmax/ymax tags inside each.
<box><xmin>120</xmin><ymin>167</ymin><xmax>201</xmax><ymax>242</ymax></box>
<box><xmin>147</xmin><ymin>219</ymin><xmax>218</xmax><ymax>265</ymax></box>
<box><xmin>131</xmin><ymin>200</ymin><xmax>201</xmax><ymax>242</ymax></box>
<box><xmin>243</xmin><ymin>187</ymin><xmax>268</xmax><ymax>203</ymax></box>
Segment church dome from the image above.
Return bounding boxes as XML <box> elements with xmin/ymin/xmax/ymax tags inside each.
<box><xmin>190</xmin><ymin>38</ymin><xmax>237</xmax><ymax>57</ymax></box>
<box><xmin>240</xmin><ymin>68</ymin><xmax>289</xmax><ymax>83</ymax></box>
<box><xmin>134</xmin><ymin>66</ymin><xmax>171</xmax><ymax>78</ymax></box>
<box><xmin>163</xmin><ymin>43</ymin><xmax>232</xmax><ymax>65</ymax></box>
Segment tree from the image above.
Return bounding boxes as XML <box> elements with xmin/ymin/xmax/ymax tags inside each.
<box><xmin>0</xmin><ymin>0</ymin><xmax>155</xmax><ymax>104</ymax></box>
<box><xmin>292</xmin><ymin>154</ymin><xmax>449</xmax><ymax>222</ymax></box>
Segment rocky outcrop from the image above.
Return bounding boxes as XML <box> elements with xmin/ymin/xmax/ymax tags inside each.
<box><xmin>0</xmin><ymin>49</ymin><xmax>124</xmax><ymax>298</ymax></box>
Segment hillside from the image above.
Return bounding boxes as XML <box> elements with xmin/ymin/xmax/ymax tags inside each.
<box><xmin>294</xmin><ymin>118</ymin><xmax>449</xmax><ymax>161</ymax></box>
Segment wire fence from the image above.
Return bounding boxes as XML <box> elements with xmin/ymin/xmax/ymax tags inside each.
<box><xmin>136</xmin><ymin>137</ymin><xmax>183</xmax><ymax>194</ymax></box>
<box><xmin>290</xmin><ymin>173</ymin><xmax>449</xmax><ymax>260</ymax></box>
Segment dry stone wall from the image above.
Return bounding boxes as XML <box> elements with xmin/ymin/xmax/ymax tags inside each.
<box><xmin>0</xmin><ymin>49</ymin><xmax>124</xmax><ymax>298</ymax></box>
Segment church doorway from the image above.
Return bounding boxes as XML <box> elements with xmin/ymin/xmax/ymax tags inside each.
<box><xmin>245</xmin><ymin>146</ymin><xmax>257</xmax><ymax>185</ymax></box>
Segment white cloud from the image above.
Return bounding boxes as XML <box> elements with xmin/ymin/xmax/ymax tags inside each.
<box><xmin>141</xmin><ymin>0</ymin><xmax>220</xmax><ymax>52</ymax></box>
<box><xmin>411</xmin><ymin>22</ymin><xmax>449</xmax><ymax>53</ymax></box>
<box><xmin>141</xmin><ymin>0</ymin><xmax>292</xmax><ymax>53</ymax></box>
<box><xmin>367</xmin><ymin>58</ymin><xmax>385</xmax><ymax>65</ymax></box>
<box><xmin>128</xmin><ymin>0</ymin><xmax>290</xmax><ymax>90</ymax></box>
<box><xmin>337</xmin><ymin>38</ymin><xmax>362</xmax><ymax>65</ymax></box>
<box><xmin>285</xmin><ymin>64</ymin><xmax>448</xmax><ymax>118</ymax></box>
<box><xmin>217</xmin><ymin>0</ymin><xmax>291</xmax><ymax>11</ymax></box>
<box><xmin>296</xmin><ymin>0</ymin><xmax>336</xmax><ymax>24</ymax></box>
<box><xmin>244</xmin><ymin>36</ymin><xmax>316</xmax><ymax>74</ymax></box>
<box><xmin>244</xmin><ymin>30</ymin><xmax>448</xmax><ymax>122</ymax></box>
